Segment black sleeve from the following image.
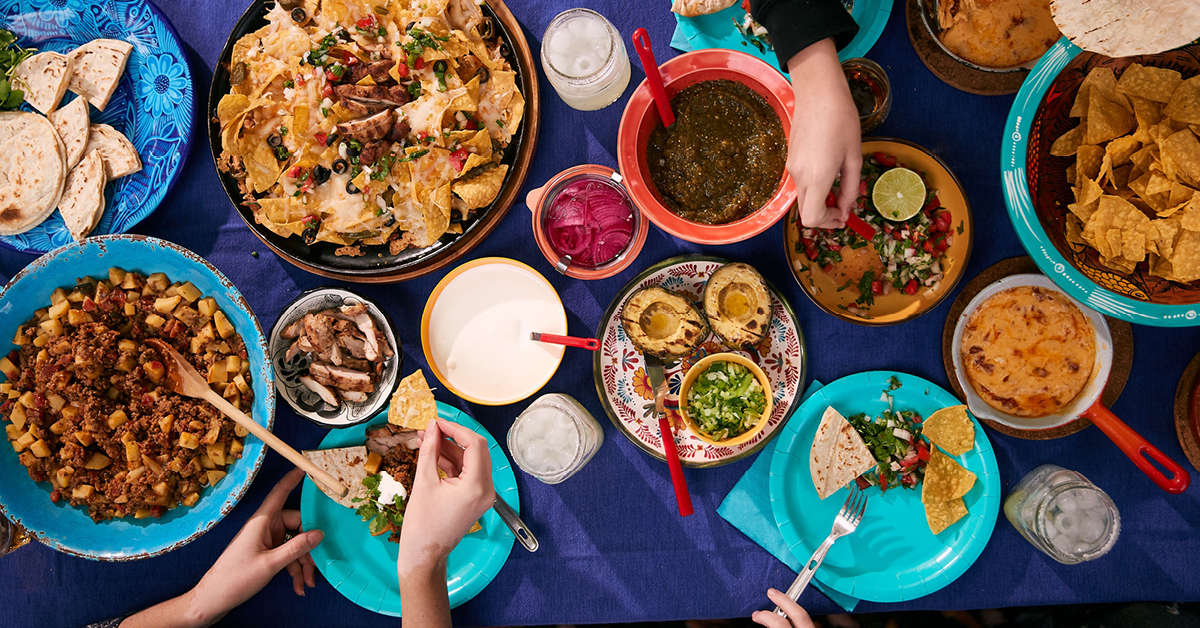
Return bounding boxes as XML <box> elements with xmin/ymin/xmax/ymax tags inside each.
<box><xmin>749</xmin><ymin>0</ymin><xmax>860</xmax><ymax>70</ymax></box>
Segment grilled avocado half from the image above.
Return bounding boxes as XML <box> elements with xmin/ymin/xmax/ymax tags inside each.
<box><xmin>703</xmin><ymin>262</ymin><xmax>772</xmax><ymax>349</ymax></box>
<box><xmin>620</xmin><ymin>286</ymin><xmax>708</xmax><ymax>360</ymax></box>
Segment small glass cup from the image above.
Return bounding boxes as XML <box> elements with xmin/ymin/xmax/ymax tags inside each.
<box><xmin>508</xmin><ymin>393</ymin><xmax>604</xmax><ymax>484</ymax></box>
<box><xmin>541</xmin><ymin>8</ymin><xmax>632</xmax><ymax>111</ymax></box>
<box><xmin>841</xmin><ymin>58</ymin><xmax>892</xmax><ymax>135</ymax></box>
<box><xmin>1004</xmin><ymin>464</ymin><xmax>1121</xmax><ymax>564</ymax></box>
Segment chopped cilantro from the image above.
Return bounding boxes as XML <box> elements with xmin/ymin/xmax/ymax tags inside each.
<box><xmin>957</xmin><ymin>220</ymin><xmax>964</xmax><ymax>235</ymax></box>
<box><xmin>407</xmin><ymin>81</ymin><xmax>422</xmax><ymax>99</ymax></box>
<box><xmin>856</xmin><ymin>270</ymin><xmax>876</xmax><ymax>307</ymax></box>
<box><xmin>888</xmin><ymin>375</ymin><xmax>902</xmax><ymax>390</ymax></box>
<box><xmin>279</xmin><ymin>126</ymin><xmax>288</xmax><ymax>136</ymax></box>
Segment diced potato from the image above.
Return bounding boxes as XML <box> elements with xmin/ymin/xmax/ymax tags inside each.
<box><xmin>4</xmin><ymin>424</ymin><xmax>20</xmax><ymax>440</ymax></box>
<box><xmin>184</xmin><ymin>456</ymin><xmax>202</xmax><ymax>475</ymax></box>
<box><xmin>364</xmin><ymin>451</ymin><xmax>383</xmax><ymax>475</ymax></box>
<box><xmin>39</xmin><ymin>318</ymin><xmax>64</xmax><ymax>337</ymax></box>
<box><xmin>108</xmin><ymin>267</ymin><xmax>126</xmax><ymax>285</ymax></box>
<box><xmin>179</xmin><ymin>432</ymin><xmax>200</xmax><ymax>449</ymax></box>
<box><xmin>182</xmin><ymin>492</ymin><xmax>200</xmax><ymax>507</ymax></box>
<box><xmin>154</xmin><ymin>295</ymin><xmax>181</xmax><ymax>314</ymax></box>
<box><xmin>12</xmin><ymin>327</ymin><xmax>27</xmax><ymax>346</ymax></box>
<box><xmin>215</xmin><ymin>341</ymin><xmax>230</xmax><ymax>354</ymax></box>
<box><xmin>108</xmin><ymin>410</ymin><xmax>128</xmax><ymax>429</ymax></box>
<box><xmin>75</xmin><ymin>431</ymin><xmax>95</xmax><ymax>447</ymax></box>
<box><xmin>177</xmin><ymin>282</ymin><xmax>202</xmax><ymax>303</ymax></box>
<box><xmin>0</xmin><ymin>382</ymin><xmax>9</xmax><ymax>395</ymax></box>
<box><xmin>134</xmin><ymin>508</ymin><xmax>152</xmax><ymax>519</ymax></box>
<box><xmin>229</xmin><ymin>438</ymin><xmax>244</xmax><ymax>456</ymax></box>
<box><xmin>206</xmin><ymin>470</ymin><xmax>227</xmax><ymax>486</ymax></box>
<box><xmin>126</xmin><ymin>290</ymin><xmax>140</xmax><ymax>303</ymax></box>
<box><xmin>188</xmin><ymin>420</ymin><xmax>205</xmax><ymax>430</ymax></box>
<box><xmin>152</xmin><ymin>481</ymin><xmax>170</xmax><ymax>497</ymax></box>
<box><xmin>223</xmin><ymin>386</ymin><xmax>240</xmax><ymax>409</ymax></box>
<box><xmin>115</xmin><ymin>355</ymin><xmax>138</xmax><ymax>373</ymax></box>
<box><xmin>144</xmin><ymin>390</ymin><xmax>159</xmax><ymax>404</ymax></box>
<box><xmin>145</xmin><ymin>360</ymin><xmax>165</xmax><ymax>384</ymax></box>
<box><xmin>123</xmin><ymin>302</ymin><xmax>136</xmax><ymax>317</ymax></box>
<box><xmin>34</xmin><ymin>349</ymin><xmax>48</xmax><ymax>365</ymax></box>
<box><xmin>113</xmin><ymin>494</ymin><xmax>129</xmax><ymax>505</ymax></box>
<box><xmin>30</xmin><ymin>439</ymin><xmax>51</xmax><ymax>458</ymax></box>
<box><xmin>66</xmin><ymin>309</ymin><xmax>94</xmax><ymax>326</ymax></box>
<box><xmin>48</xmin><ymin>299</ymin><xmax>70</xmax><ymax>319</ymax></box>
<box><xmin>199</xmin><ymin>453</ymin><xmax>215</xmax><ymax>470</ymax></box>
<box><xmin>61</xmin><ymin>404</ymin><xmax>79</xmax><ymax>420</ymax></box>
<box><xmin>167</xmin><ymin>458</ymin><xmax>184</xmax><ymax>473</ymax></box>
<box><xmin>213</xmin><ymin>310</ymin><xmax>235</xmax><ymax>339</ymax></box>
<box><xmin>202</xmin><ymin>423</ymin><xmax>221</xmax><ymax>446</ymax></box>
<box><xmin>46</xmin><ymin>393</ymin><xmax>65</xmax><ymax>412</ymax></box>
<box><xmin>106</xmin><ymin>386</ymin><xmax>120</xmax><ymax>400</ymax></box>
<box><xmin>127</xmin><ymin>466</ymin><xmax>146</xmax><ymax>482</ymax></box>
<box><xmin>147</xmin><ymin>272</ymin><xmax>169</xmax><ymax>292</ymax></box>
<box><xmin>120</xmin><ymin>272</ymin><xmax>140</xmax><ymax>290</ymax></box>
<box><xmin>124</xmin><ymin>441</ymin><xmax>140</xmax><ymax>463</ymax></box>
<box><xmin>189</xmin><ymin>337</ymin><xmax>203</xmax><ymax>354</ymax></box>
<box><xmin>18</xmin><ymin>451</ymin><xmax>36</xmax><ymax>467</ymax></box>
<box><xmin>173</xmin><ymin>304</ymin><xmax>200</xmax><ymax>327</ymax></box>
<box><xmin>71</xmin><ymin>485</ymin><xmax>95</xmax><ymax>500</ymax></box>
<box><xmin>196</xmin><ymin>322</ymin><xmax>215</xmax><ymax>346</ymax></box>
<box><xmin>31</xmin><ymin>334</ymin><xmax>48</xmax><ymax>348</ymax></box>
<box><xmin>207</xmin><ymin>442</ymin><xmax>227</xmax><ymax>466</ymax></box>
<box><xmin>18</xmin><ymin>391</ymin><xmax>34</xmax><ymax>408</ymax></box>
<box><xmin>13</xmin><ymin>431</ymin><xmax>34</xmax><ymax>452</ymax></box>
<box><xmin>56</xmin><ymin>467</ymin><xmax>74</xmax><ymax>486</ymax></box>
<box><xmin>10</xmin><ymin>404</ymin><xmax>26</xmax><ymax>431</ymax></box>
<box><xmin>117</xmin><ymin>339</ymin><xmax>138</xmax><ymax>352</ymax></box>
<box><xmin>225</xmin><ymin>355</ymin><xmax>241</xmax><ymax>374</ymax></box>
<box><xmin>159</xmin><ymin>414</ymin><xmax>174</xmax><ymax>434</ymax></box>
<box><xmin>143</xmin><ymin>455</ymin><xmax>163</xmax><ymax>475</ymax></box>
<box><xmin>197</xmin><ymin>297</ymin><xmax>218</xmax><ymax>317</ymax></box>
<box><xmin>7</xmin><ymin>388</ymin><xmax>18</xmax><ymax>400</ymax></box>
<box><xmin>50</xmin><ymin>288</ymin><xmax>68</xmax><ymax>305</ymax></box>
<box><xmin>0</xmin><ymin>357</ymin><xmax>17</xmax><ymax>380</ymax></box>
<box><xmin>164</xmin><ymin>284</ymin><xmax>179</xmax><ymax>298</ymax></box>
<box><xmin>66</xmin><ymin>289</ymin><xmax>86</xmax><ymax>303</ymax></box>
<box><xmin>144</xmin><ymin>313</ymin><xmax>166</xmax><ymax>329</ymax></box>
<box><xmin>207</xmin><ymin>361</ymin><xmax>227</xmax><ymax>384</ymax></box>
<box><xmin>233</xmin><ymin>422</ymin><xmax>248</xmax><ymax>437</ymax></box>
<box><xmin>233</xmin><ymin>374</ymin><xmax>250</xmax><ymax>395</ymax></box>
<box><xmin>49</xmin><ymin>419</ymin><xmax>67</xmax><ymax>435</ymax></box>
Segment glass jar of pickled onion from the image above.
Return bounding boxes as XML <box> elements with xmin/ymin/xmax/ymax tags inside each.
<box><xmin>525</xmin><ymin>165</ymin><xmax>648</xmax><ymax>280</ymax></box>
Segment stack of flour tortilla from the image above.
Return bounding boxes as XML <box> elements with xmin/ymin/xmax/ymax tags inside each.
<box><xmin>0</xmin><ymin>38</ymin><xmax>142</xmax><ymax>241</ymax></box>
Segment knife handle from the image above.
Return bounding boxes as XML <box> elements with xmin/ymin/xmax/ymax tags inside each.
<box><xmin>660</xmin><ymin>417</ymin><xmax>693</xmax><ymax>516</ymax></box>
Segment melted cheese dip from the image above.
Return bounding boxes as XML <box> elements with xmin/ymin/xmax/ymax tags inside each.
<box><xmin>938</xmin><ymin>0</ymin><xmax>1061</xmax><ymax>68</ymax></box>
<box><xmin>427</xmin><ymin>263</ymin><xmax>566</xmax><ymax>403</ymax></box>
<box><xmin>960</xmin><ymin>286</ymin><xmax>1095</xmax><ymax>418</ymax></box>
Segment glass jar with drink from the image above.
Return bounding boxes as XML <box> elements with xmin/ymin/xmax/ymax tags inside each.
<box><xmin>1004</xmin><ymin>464</ymin><xmax>1121</xmax><ymax>564</ymax></box>
<box><xmin>509</xmin><ymin>393</ymin><xmax>604</xmax><ymax>483</ymax></box>
<box><xmin>541</xmin><ymin>8</ymin><xmax>631</xmax><ymax>111</ymax></box>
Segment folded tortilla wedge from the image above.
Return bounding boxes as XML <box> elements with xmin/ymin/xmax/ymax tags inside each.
<box><xmin>58</xmin><ymin>150</ymin><xmax>106</xmax><ymax>241</ymax></box>
<box><xmin>48</xmin><ymin>96</ymin><xmax>90</xmax><ymax>171</ymax></box>
<box><xmin>302</xmin><ymin>445</ymin><xmax>371</xmax><ymax>509</ymax></box>
<box><xmin>13</xmin><ymin>51</ymin><xmax>73</xmax><ymax>114</ymax></box>
<box><xmin>67</xmin><ymin>39</ymin><xmax>132</xmax><ymax>111</ymax></box>
<box><xmin>810</xmin><ymin>406</ymin><xmax>877</xmax><ymax>500</ymax></box>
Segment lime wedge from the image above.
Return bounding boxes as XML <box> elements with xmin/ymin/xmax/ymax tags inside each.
<box><xmin>872</xmin><ymin>167</ymin><xmax>927</xmax><ymax>221</ymax></box>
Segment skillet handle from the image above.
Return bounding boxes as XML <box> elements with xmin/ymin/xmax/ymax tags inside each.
<box><xmin>1082</xmin><ymin>403</ymin><xmax>1191</xmax><ymax>494</ymax></box>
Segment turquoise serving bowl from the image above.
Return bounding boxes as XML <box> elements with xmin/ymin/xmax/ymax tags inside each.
<box><xmin>301</xmin><ymin>402</ymin><xmax>518</xmax><ymax>616</ymax></box>
<box><xmin>769</xmin><ymin>371</ymin><xmax>1000</xmax><ymax>603</ymax></box>
<box><xmin>0</xmin><ymin>235</ymin><xmax>273</xmax><ymax>560</ymax></box>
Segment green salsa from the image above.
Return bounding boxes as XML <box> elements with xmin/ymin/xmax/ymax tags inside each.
<box><xmin>646</xmin><ymin>79</ymin><xmax>785</xmax><ymax>225</ymax></box>
<box><xmin>686</xmin><ymin>360</ymin><xmax>768</xmax><ymax>440</ymax></box>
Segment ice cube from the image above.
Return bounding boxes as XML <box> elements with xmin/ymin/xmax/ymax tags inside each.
<box><xmin>1075</xmin><ymin>488</ymin><xmax>1100</xmax><ymax>510</ymax></box>
<box><xmin>1055</xmin><ymin>512</ymin><xmax>1080</xmax><ymax>538</ymax></box>
<box><xmin>523</xmin><ymin>439</ymin><xmax>551</xmax><ymax>473</ymax></box>
<box><xmin>573</xmin><ymin>56</ymin><xmax>596</xmax><ymax>77</ymax></box>
<box><xmin>1044</xmin><ymin>521</ymin><xmax>1058</xmax><ymax>539</ymax></box>
<box><xmin>1072</xmin><ymin>542</ymin><xmax>1092</xmax><ymax>555</ymax></box>
<box><xmin>1080</xmin><ymin>514</ymin><xmax>1106</xmax><ymax>544</ymax></box>
<box><xmin>1020</xmin><ymin>501</ymin><xmax>1037</xmax><ymax>523</ymax></box>
<box><xmin>1056</xmin><ymin>494</ymin><xmax>1078</xmax><ymax>513</ymax></box>
<box><xmin>1051</xmin><ymin>533</ymin><xmax>1073</xmax><ymax>554</ymax></box>
<box><xmin>582</xmin><ymin>20</ymin><xmax>607</xmax><ymax>43</ymax></box>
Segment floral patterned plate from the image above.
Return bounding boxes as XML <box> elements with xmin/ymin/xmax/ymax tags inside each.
<box><xmin>0</xmin><ymin>0</ymin><xmax>193</xmax><ymax>255</ymax></box>
<box><xmin>592</xmin><ymin>255</ymin><xmax>807</xmax><ymax>468</ymax></box>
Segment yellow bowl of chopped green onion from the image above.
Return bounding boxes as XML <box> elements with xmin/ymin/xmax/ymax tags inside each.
<box><xmin>679</xmin><ymin>353</ymin><xmax>774</xmax><ymax>447</ymax></box>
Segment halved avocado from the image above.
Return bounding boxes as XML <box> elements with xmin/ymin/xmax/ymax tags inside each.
<box><xmin>620</xmin><ymin>286</ymin><xmax>708</xmax><ymax>359</ymax></box>
<box><xmin>703</xmin><ymin>262</ymin><xmax>772</xmax><ymax>349</ymax></box>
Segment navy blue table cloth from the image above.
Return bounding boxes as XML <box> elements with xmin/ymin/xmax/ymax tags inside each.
<box><xmin>2</xmin><ymin>1</ymin><xmax>1199</xmax><ymax>626</ymax></box>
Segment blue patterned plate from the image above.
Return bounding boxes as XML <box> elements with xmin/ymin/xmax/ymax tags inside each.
<box><xmin>0</xmin><ymin>0</ymin><xmax>193</xmax><ymax>255</ymax></box>
<box><xmin>0</xmin><ymin>235</ymin><xmax>274</xmax><ymax>560</ymax></box>
<box><xmin>769</xmin><ymin>371</ymin><xmax>1000</xmax><ymax>602</ymax></box>
<box><xmin>301</xmin><ymin>403</ymin><xmax>518</xmax><ymax>616</ymax></box>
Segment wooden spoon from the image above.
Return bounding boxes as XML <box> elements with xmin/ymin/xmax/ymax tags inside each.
<box><xmin>145</xmin><ymin>339</ymin><xmax>348</xmax><ymax>498</ymax></box>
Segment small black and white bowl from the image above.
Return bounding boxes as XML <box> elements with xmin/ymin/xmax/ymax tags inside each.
<box><xmin>268</xmin><ymin>287</ymin><xmax>401</xmax><ymax>428</ymax></box>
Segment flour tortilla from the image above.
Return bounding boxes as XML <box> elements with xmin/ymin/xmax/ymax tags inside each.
<box><xmin>13</xmin><ymin>51</ymin><xmax>73</xmax><ymax>114</ymax></box>
<box><xmin>48</xmin><ymin>96</ymin><xmax>90</xmax><ymax>170</ymax></box>
<box><xmin>58</xmin><ymin>151</ymin><xmax>106</xmax><ymax>241</ymax></box>
<box><xmin>0</xmin><ymin>112</ymin><xmax>67</xmax><ymax>235</ymax></box>
<box><xmin>671</xmin><ymin>0</ymin><xmax>738</xmax><ymax>17</ymax></box>
<box><xmin>84</xmin><ymin>124</ymin><xmax>141</xmax><ymax>180</ymax></box>
<box><xmin>67</xmin><ymin>38</ymin><xmax>133</xmax><ymax>111</ymax></box>
<box><xmin>303</xmin><ymin>445</ymin><xmax>370</xmax><ymax>509</ymax></box>
<box><xmin>810</xmin><ymin>406</ymin><xmax>877</xmax><ymax>500</ymax></box>
<box><xmin>1050</xmin><ymin>0</ymin><xmax>1200</xmax><ymax>57</ymax></box>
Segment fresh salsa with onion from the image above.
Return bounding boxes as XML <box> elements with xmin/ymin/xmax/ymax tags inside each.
<box><xmin>848</xmin><ymin>407</ymin><xmax>930</xmax><ymax>492</ymax></box>
<box><xmin>796</xmin><ymin>152</ymin><xmax>959</xmax><ymax>314</ymax></box>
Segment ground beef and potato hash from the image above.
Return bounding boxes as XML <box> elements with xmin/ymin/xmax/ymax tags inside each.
<box><xmin>0</xmin><ymin>268</ymin><xmax>255</xmax><ymax>522</ymax></box>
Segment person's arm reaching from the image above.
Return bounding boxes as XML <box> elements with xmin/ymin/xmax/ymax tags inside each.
<box><xmin>396</xmin><ymin>418</ymin><xmax>495</xmax><ymax>628</ymax></box>
<box><xmin>749</xmin><ymin>0</ymin><xmax>863</xmax><ymax>228</ymax></box>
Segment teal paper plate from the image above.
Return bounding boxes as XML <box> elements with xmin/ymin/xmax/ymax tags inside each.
<box><xmin>768</xmin><ymin>371</ymin><xmax>1000</xmax><ymax>603</ymax></box>
<box><xmin>300</xmin><ymin>403</ymin><xmax>518</xmax><ymax>616</ymax></box>
<box><xmin>673</xmin><ymin>0</ymin><xmax>890</xmax><ymax>71</ymax></box>
<box><xmin>1001</xmin><ymin>38</ymin><xmax>1200</xmax><ymax>326</ymax></box>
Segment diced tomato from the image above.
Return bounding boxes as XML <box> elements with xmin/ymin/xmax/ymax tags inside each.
<box><xmin>356</xmin><ymin>15</ymin><xmax>375</xmax><ymax>29</ymax></box>
<box><xmin>825</xmin><ymin>192</ymin><xmax>837</xmax><ymax>208</ymax></box>
<box><xmin>904</xmin><ymin>279</ymin><xmax>918</xmax><ymax>295</ymax></box>
<box><xmin>295</xmin><ymin>73</ymin><xmax>306</xmax><ymax>86</ymax></box>
<box><xmin>394</xmin><ymin>63</ymin><xmax>409</xmax><ymax>78</ymax></box>
<box><xmin>828</xmin><ymin>243</ymin><xmax>842</xmax><ymax>252</ymax></box>
<box><xmin>343</xmin><ymin>50</ymin><xmax>358</xmax><ymax>66</ymax></box>
<box><xmin>879</xmin><ymin>479</ymin><xmax>890</xmax><ymax>493</ymax></box>
<box><xmin>871</xmin><ymin>280</ymin><xmax>883</xmax><ymax>294</ymax></box>
<box><xmin>935</xmin><ymin>237</ymin><xmax>949</xmax><ymax>252</ymax></box>
<box><xmin>859</xmin><ymin>179</ymin><xmax>868</xmax><ymax>196</ymax></box>
<box><xmin>50</xmin><ymin>490</ymin><xmax>61</xmax><ymax>503</ymax></box>
<box><xmin>314</xmin><ymin>132</ymin><xmax>327</xmax><ymax>146</ymax></box>
<box><xmin>901</xmin><ymin>474</ymin><xmax>917</xmax><ymax>488</ymax></box>
<box><xmin>142</xmin><ymin>393</ymin><xmax>155</xmax><ymax>406</ymax></box>
<box><xmin>0</xmin><ymin>400</ymin><xmax>9</xmax><ymax>412</ymax></box>
<box><xmin>448</xmin><ymin>148</ymin><xmax>469</xmax><ymax>172</ymax></box>
<box><xmin>38</xmin><ymin>363</ymin><xmax>56</xmax><ymax>381</ymax></box>
<box><xmin>882</xmin><ymin>223</ymin><xmax>893</xmax><ymax>234</ymax></box>
<box><xmin>804</xmin><ymin>247</ymin><xmax>817</xmax><ymax>260</ymax></box>
<box><xmin>416</xmin><ymin>131</ymin><xmax>427</xmax><ymax>141</ymax></box>
<box><xmin>923</xmin><ymin>240</ymin><xmax>934</xmax><ymax>254</ymax></box>
<box><xmin>855</xmin><ymin>476</ymin><xmax>871</xmax><ymax>490</ymax></box>
<box><xmin>81</xmin><ymin>297</ymin><xmax>95</xmax><ymax>312</ymax></box>
<box><xmin>464</xmin><ymin>118</ymin><xmax>477</xmax><ymax>130</ymax></box>
<box><xmin>288</xmin><ymin>165</ymin><xmax>302</xmax><ymax>179</ymax></box>
<box><xmin>112</xmin><ymin>289</ymin><xmax>126</xmax><ymax>306</ymax></box>
<box><xmin>150</xmin><ymin>506</ymin><xmax>165</xmax><ymax>518</ymax></box>
<box><xmin>741</xmin><ymin>0</ymin><xmax>750</xmax><ymax>11</ymax></box>
<box><xmin>873</xmin><ymin>152</ymin><xmax>897</xmax><ymax>168</ymax></box>
<box><xmin>321</xmin><ymin>85</ymin><xmax>334</xmax><ymax>98</ymax></box>
<box><xmin>414</xmin><ymin>57</ymin><xmax>425</xmax><ymax>70</ymax></box>
<box><xmin>934</xmin><ymin>212</ymin><xmax>952</xmax><ymax>233</ymax></box>
<box><xmin>926</xmin><ymin>195</ymin><xmax>941</xmax><ymax>212</ymax></box>
<box><xmin>917</xmin><ymin>443</ymin><xmax>931</xmax><ymax>461</ymax></box>
<box><xmin>822</xmin><ymin>264</ymin><xmax>834</xmax><ymax>274</ymax></box>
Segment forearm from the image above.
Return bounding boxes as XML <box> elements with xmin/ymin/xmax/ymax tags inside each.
<box><xmin>787</xmin><ymin>38</ymin><xmax>845</xmax><ymax>95</ymax></box>
<box><xmin>119</xmin><ymin>590</ymin><xmax>220</xmax><ymax>628</ymax></box>
<box><xmin>399</xmin><ymin>559</ymin><xmax>451</xmax><ymax>628</ymax></box>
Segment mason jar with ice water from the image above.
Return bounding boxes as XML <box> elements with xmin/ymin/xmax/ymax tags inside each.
<box><xmin>541</xmin><ymin>8</ymin><xmax>631</xmax><ymax>111</ymax></box>
<box><xmin>1004</xmin><ymin>464</ymin><xmax>1120</xmax><ymax>564</ymax></box>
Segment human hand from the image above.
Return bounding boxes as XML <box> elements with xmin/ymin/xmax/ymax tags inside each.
<box><xmin>397</xmin><ymin>418</ymin><xmax>494</xmax><ymax>580</ymax></box>
<box><xmin>187</xmin><ymin>468</ymin><xmax>324</xmax><ymax>623</ymax></box>
<box><xmin>786</xmin><ymin>38</ymin><xmax>862</xmax><ymax>229</ymax></box>
<box><xmin>751</xmin><ymin>588</ymin><xmax>816</xmax><ymax>628</ymax></box>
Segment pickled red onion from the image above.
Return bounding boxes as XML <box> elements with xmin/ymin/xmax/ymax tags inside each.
<box><xmin>545</xmin><ymin>179</ymin><xmax>633</xmax><ymax>269</ymax></box>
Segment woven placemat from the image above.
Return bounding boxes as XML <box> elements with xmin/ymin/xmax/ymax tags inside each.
<box><xmin>904</xmin><ymin>0</ymin><xmax>1028</xmax><ymax>96</ymax></box>
<box><xmin>941</xmin><ymin>257</ymin><xmax>1134</xmax><ymax>440</ymax></box>
<box><xmin>1172</xmin><ymin>351</ymin><xmax>1200</xmax><ymax>472</ymax></box>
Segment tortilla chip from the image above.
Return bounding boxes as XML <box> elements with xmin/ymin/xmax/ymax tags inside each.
<box><xmin>1170</xmin><ymin>229</ymin><xmax>1200</xmax><ymax>282</ymax></box>
<box><xmin>1087</xmin><ymin>86</ymin><xmax>1136</xmax><ymax>144</ymax></box>
<box><xmin>1076</xmin><ymin>145</ymin><xmax>1105</xmax><ymax>182</ymax></box>
<box><xmin>1051</xmin><ymin>125</ymin><xmax>1085</xmax><ymax>157</ymax></box>
<box><xmin>1164</xmin><ymin>77</ymin><xmax>1200</xmax><ymax>126</ymax></box>
<box><xmin>924</xmin><ymin>498</ymin><xmax>968</xmax><ymax>535</ymax></box>
<box><xmin>1116</xmin><ymin>64</ymin><xmax>1183</xmax><ymax>103</ymax></box>
<box><xmin>1162</xmin><ymin>130</ymin><xmax>1200</xmax><ymax>183</ymax></box>
<box><xmin>1105</xmin><ymin>135</ymin><xmax>1141</xmax><ymax>167</ymax></box>
<box><xmin>388</xmin><ymin>370</ymin><xmax>438</xmax><ymax>430</ymax></box>
<box><xmin>922</xmin><ymin>449</ymin><xmax>976</xmax><ymax>504</ymax></box>
<box><xmin>453</xmin><ymin>164</ymin><xmax>508</xmax><ymax>209</ymax></box>
<box><xmin>922</xmin><ymin>405</ymin><xmax>975</xmax><ymax>456</ymax></box>
<box><xmin>1072</xmin><ymin>67</ymin><xmax>1129</xmax><ymax>117</ymax></box>
<box><xmin>1066</xmin><ymin>214</ymin><xmax>1087</xmax><ymax>246</ymax></box>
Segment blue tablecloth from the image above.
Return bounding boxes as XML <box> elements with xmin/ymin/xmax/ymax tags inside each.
<box><xmin>1</xmin><ymin>1</ymin><xmax>1199</xmax><ymax>626</ymax></box>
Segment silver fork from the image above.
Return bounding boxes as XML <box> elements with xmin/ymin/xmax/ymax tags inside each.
<box><xmin>773</xmin><ymin>485</ymin><xmax>868</xmax><ymax>616</ymax></box>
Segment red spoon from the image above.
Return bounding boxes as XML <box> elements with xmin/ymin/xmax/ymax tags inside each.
<box><xmin>631</xmin><ymin>28</ymin><xmax>674</xmax><ymax>127</ymax></box>
<box><xmin>530</xmin><ymin>332</ymin><xmax>599</xmax><ymax>351</ymax></box>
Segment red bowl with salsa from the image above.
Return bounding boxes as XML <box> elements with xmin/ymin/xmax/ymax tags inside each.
<box><xmin>617</xmin><ymin>49</ymin><xmax>796</xmax><ymax>245</ymax></box>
